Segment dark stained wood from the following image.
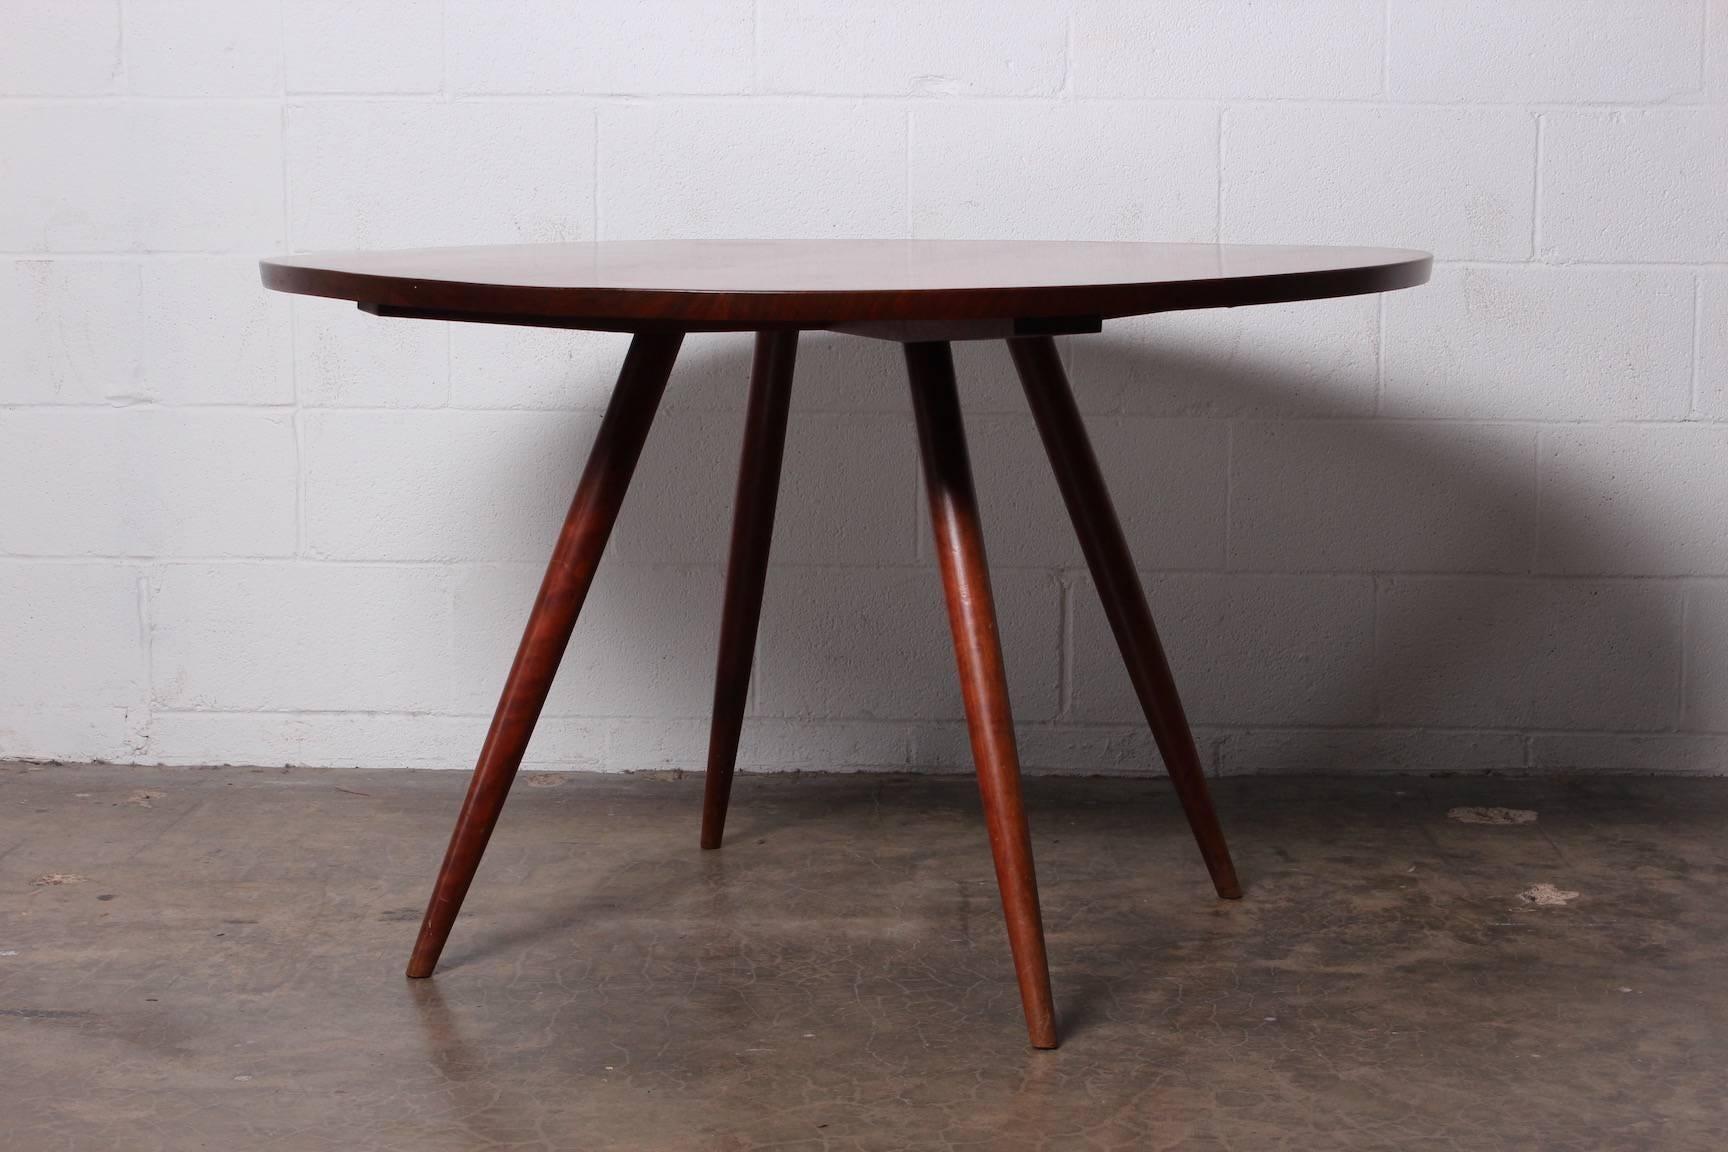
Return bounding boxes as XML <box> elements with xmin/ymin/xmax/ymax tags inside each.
<box><xmin>360</xmin><ymin>301</ymin><xmax>691</xmax><ymax>334</ymax></box>
<box><xmin>364</xmin><ymin>302</ymin><xmax>1104</xmax><ymax>343</ymax></box>
<box><xmin>702</xmin><ymin>331</ymin><xmax>799</xmax><ymax>850</ymax></box>
<box><xmin>262</xmin><ymin>240</ymin><xmax>1431</xmax><ymax>332</ymax></box>
<box><xmin>406</xmin><ymin>331</ymin><xmax>683</xmax><ymax>979</ymax></box>
<box><xmin>1008</xmin><ymin>335</ymin><xmax>1242</xmax><ymax>901</ymax></box>
<box><xmin>905</xmin><ymin>341</ymin><xmax>1059</xmax><ymax>1050</ymax></box>
<box><xmin>257</xmin><ymin>235</ymin><xmax>1437</xmax><ymax>1045</ymax></box>
<box><xmin>825</xmin><ymin>314</ymin><xmax>1104</xmax><ymax>343</ymax></box>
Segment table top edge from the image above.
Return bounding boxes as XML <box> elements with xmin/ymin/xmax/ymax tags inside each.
<box><xmin>259</xmin><ymin>241</ymin><xmax>1433</xmax><ymax>330</ymax></box>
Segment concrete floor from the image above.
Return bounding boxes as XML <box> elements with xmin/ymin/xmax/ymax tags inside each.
<box><xmin>2</xmin><ymin>764</ymin><xmax>1725</xmax><ymax>1151</ymax></box>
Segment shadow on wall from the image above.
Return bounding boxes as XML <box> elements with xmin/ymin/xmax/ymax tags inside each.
<box><xmin>437</xmin><ymin>313</ymin><xmax>1687</xmax><ymax>779</ymax></box>
<box><xmin>1075</xmin><ymin>337</ymin><xmax>1682</xmax><ymax>776</ymax></box>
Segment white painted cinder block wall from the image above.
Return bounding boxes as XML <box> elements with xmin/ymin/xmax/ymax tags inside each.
<box><xmin>3</xmin><ymin>1</ymin><xmax>1727</xmax><ymax>776</ymax></box>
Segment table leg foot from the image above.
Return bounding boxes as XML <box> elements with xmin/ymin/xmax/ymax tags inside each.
<box><xmin>406</xmin><ymin>331</ymin><xmax>684</xmax><ymax>979</ymax></box>
<box><xmin>906</xmin><ymin>341</ymin><xmax>1059</xmax><ymax>1050</ymax></box>
<box><xmin>702</xmin><ymin>331</ymin><xmax>799</xmax><ymax>850</ymax></box>
<box><xmin>1007</xmin><ymin>335</ymin><xmax>1242</xmax><ymax>901</ymax></box>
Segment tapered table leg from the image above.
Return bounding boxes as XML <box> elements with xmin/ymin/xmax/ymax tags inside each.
<box><xmin>1007</xmin><ymin>335</ymin><xmax>1242</xmax><ymax>900</ymax></box>
<box><xmin>406</xmin><ymin>331</ymin><xmax>684</xmax><ymax>979</ymax></box>
<box><xmin>702</xmin><ymin>331</ymin><xmax>799</xmax><ymax>849</ymax></box>
<box><xmin>905</xmin><ymin>341</ymin><xmax>1058</xmax><ymax>1050</ymax></box>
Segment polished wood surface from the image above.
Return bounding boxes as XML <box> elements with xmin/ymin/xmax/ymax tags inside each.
<box><xmin>906</xmin><ymin>341</ymin><xmax>1058</xmax><ymax>1049</ymax></box>
<box><xmin>1009</xmin><ymin>335</ymin><xmax>1242</xmax><ymax>900</ymax></box>
<box><xmin>261</xmin><ymin>240</ymin><xmax>1430</xmax><ymax>331</ymax></box>
<box><xmin>261</xmin><ymin>234</ymin><xmax>1433</xmax><ymax>1047</ymax></box>
<box><xmin>702</xmin><ymin>331</ymin><xmax>799</xmax><ymax>850</ymax></box>
<box><xmin>406</xmin><ymin>331</ymin><xmax>683</xmax><ymax>979</ymax></box>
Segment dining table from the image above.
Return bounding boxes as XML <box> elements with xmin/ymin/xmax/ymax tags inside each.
<box><xmin>260</xmin><ymin>238</ymin><xmax>1432</xmax><ymax>1048</ymax></box>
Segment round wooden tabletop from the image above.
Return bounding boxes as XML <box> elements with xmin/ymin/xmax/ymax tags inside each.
<box><xmin>260</xmin><ymin>240</ymin><xmax>1430</xmax><ymax>332</ymax></box>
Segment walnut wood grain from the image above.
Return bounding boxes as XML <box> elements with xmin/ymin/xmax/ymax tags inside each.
<box><xmin>406</xmin><ymin>331</ymin><xmax>683</xmax><ymax>979</ymax></box>
<box><xmin>906</xmin><ymin>340</ymin><xmax>1058</xmax><ymax>1050</ymax></box>
<box><xmin>702</xmin><ymin>331</ymin><xmax>799</xmax><ymax>850</ymax></box>
<box><xmin>257</xmin><ymin>235</ymin><xmax>1436</xmax><ymax>1048</ymax></box>
<box><xmin>1009</xmin><ymin>335</ymin><xmax>1242</xmax><ymax>900</ymax></box>
<box><xmin>263</xmin><ymin>240</ymin><xmax>1430</xmax><ymax>332</ymax></box>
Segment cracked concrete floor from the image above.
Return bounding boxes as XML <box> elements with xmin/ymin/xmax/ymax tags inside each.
<box><xmin>2</xmin><ymin>763</ymin><xmax>1726</xmax><ymax>1151</ymax></box>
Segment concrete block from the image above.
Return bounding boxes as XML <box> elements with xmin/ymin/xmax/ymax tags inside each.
<box><xmin>1389</xmin><ymin>0</ymin><xmax>1704</xmax><ymax>102</ymax></box>
<box><xmin>448</xmin><ymin>324</ymin><xmax>627</xmax><ymax>411</ymax></box>
<box><xmin>0</xmin><ymin>410</ymin><xmax>296</xmax><ymax>557</ymax></box>
<box><xmin>144</xmin><ymin>710</ymin><xmax>491</xmax><ymax>769</ymax></box>
<box><xmin>1541</xmin><ymin>111</ymin><xmax>1728</xmax><ymax>262</ymax></box>
<box><xmin>938</xmin><ymin>413</ymin><xmax>1227</xmax><ymax>570</ymax></box>
<box><xmin>1684</xmin><ymin>581</ymin><xmax>1728</xmax><ymax>731</ymax></box>
<box><xmin>450</xmin><ymin>562</ymin><xmax>725</xmax><ymax>718</ymax></box>
<box><xmin>1376</xmin><ymin>576</ymin><xmax>1683</xmax><ymax>729</ymax></box>
<box><xmin>756</xmin><ymin>566</ymin><xmax>1060</xmax><ymax>721</ymax></box>
<box><xmin>1699</xmin><ymin>272</ymin><xmax>1726</xmax><ymax>419</ymax></box>
<box><xmin>597</xmin><ymin>101</ymin><xmax>906</xmax><ymax>240</ymax></box>
<box><xmin>1224</xmin><ymin>105</ymin><xmax>1536</xmax><ymax>260</ymax></box>
<box><xmin>151</xmin><ymin>563</ymin><xmax>458</xmax><ymax>712</ymax></box>
<box><xmin>1529</xmin><ymin>733</ymin><xmax>1728</xmax><ymax>774</ymax></box>
<box><xmin>295</xmin><ymin>297</ymin><xmax>448</xmax><ymax>408</ymax></box>
<box><xmin>911</xmin><ymin>102</ymin><xmax>1218</xmax><ymax>241</ymax></box>
<box><xmin>0</xmin><ymin>103</ymin><xmax>283</xmax><ymax>252</ymax></box>
<box><xmin>0</xmin><ymin>260</ymin><xmax>142</xmax><ymax>404</ymax></box>
<box><xmin>124</xmin><ymin>0</ymin><xmax>282</xmax><ymax>95</ymax></box>
<box><xmin>1071</xmin><ymin>573</ymin><xmax>1377</xmax><ymax>726</ymax></box>
<box><xmin>284</xmin><ymin>0</ymin><xmax>443</xmax><ymax>93</ymax></box>
<box><xmin>1229</xmin><ymin>420</ymin><xmax>1537</xmax><ymax>573</ymax></box>
<box><xmin>288</xmin><ymin>101</ymin><xmax>593</xmax><ymax>249</ymax></box>
<box><xmin>1216</xmin><ymin>728</ymin><xmax>1528</xmax><ymax>776</ymax></box>
<box><xmin>0</xmin><ymin>0</ymin><xmax>122</xmax><ymax>95</ymax></box>
<box><xmin>1539</xmin><ymin>425</ymin><xmax>1728</xmax><ymax>576</ymax></box>
<box><xmin>1073</xmin><ymin>0</ymin><xmax>1383</xmax><ymax>98</ymax></box>
<box><xmin>447</xmin><ymin>0</ymin><xmax>752</xmax><ymax>94</ymax></box>
<box><xmin>773</xmin><ymin>413</ymin><xmax>919</xmax><ymax>565</ymax></box>
<box><xmin>1071</xmin><ymin>294</ymin><xmax>1381</xmax><ymax>417</ymax></box>
<box><xmin>1384</xmin><ymin>266</ymin><xmax>1695</xmax><ymax>421</ymax></box>
<box><xmin>0</xmin><ymin>562</ymin><xmax>145</xmax><ymax>710</ymax></box>
<box><xmin>760</xmin><ymin>0</ymin><xmax>1066</xmax><ymax>95</ymax></box>
<box><xmin>302</xmin><ymin>410</ymin><xmax>598</xmax><ymax>562</ymax></box>
<box><xmin>138</xmin><ymin>258</ymin><xmax>294</xmax><ymax>405</ymax></box>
